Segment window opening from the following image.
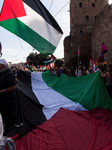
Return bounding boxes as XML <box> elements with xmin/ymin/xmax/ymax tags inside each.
<box><xmin>85</xmin><ymin>16</ymin><xmax>89</xmax><ymax>22</ymax></box>
<box><xmin>79</xmin><ymin>2</ymin><xmax>82</xmax><ymax>7</ymax></box>
<box><xmin>92</xmin><ymin>3</ymin><xmax>95</xmax><ymax>7</ymax></box>
<box><xmin>80</xmin><ymin>30</ymin><xmax>83</xmax><ymax>35</ymax></box>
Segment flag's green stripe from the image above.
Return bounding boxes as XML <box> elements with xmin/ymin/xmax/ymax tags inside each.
<box><xmin>42</xmin><ymin>70</ymin><xmax>112</xmax><ymax>110</ymax></box>
<box><xmin>0</xmin><ymin>18</ymin><xmax>56</xmax><ymax>55</ymax></box>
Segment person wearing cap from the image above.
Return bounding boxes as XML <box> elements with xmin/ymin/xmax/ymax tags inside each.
<box><xmin>0</xmin><ymin>59</ymin><xmax>16</xmax><ymax>134</ymax></box>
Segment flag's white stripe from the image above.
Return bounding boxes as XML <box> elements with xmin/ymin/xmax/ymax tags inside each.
<box><xmin>18</xmin><ymin>2</ymin><xmax>62</xmax><ymax>47</ymax></box>
<box><xmin>43</xmin><ymin>58</ymin><xmax>54</xmax><ymax>64</ymax></box>
<box><xmin>31</xmin><ymin>72</ymin><xmax>87</xmax><ymax>120</ymax></box>
<box><xmin>0</xmin><ymin>0</ymin><xmax>4</xmax><ymax>13</ymax></box>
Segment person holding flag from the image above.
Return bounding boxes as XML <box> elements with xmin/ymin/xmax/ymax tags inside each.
<box><xmin>0</xmin><ymin>59</ymin><xmax>17</xmax><ymax>134</ymax></box>
<box><xmin>99</xmin><ymin>64</ymin><xmax>112</xmax><ymax>99</ymax></box>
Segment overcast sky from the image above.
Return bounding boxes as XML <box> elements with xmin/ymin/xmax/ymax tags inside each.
<box><xmin>0</xmin><ymin>0</ymin><xmax>112</xmax><ymax>63</ymax></box>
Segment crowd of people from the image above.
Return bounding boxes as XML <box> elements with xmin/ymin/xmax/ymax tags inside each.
<box><xmin>50</xmin><ymin>65</ymin><xmax>90</xmax><ymax>77</ymax></box>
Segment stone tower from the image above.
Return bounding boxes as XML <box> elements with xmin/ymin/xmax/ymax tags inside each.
<box><xmin>64</xmin><ymin>0</ymin><xmax>108</xmax><ymax>67</ymax></box>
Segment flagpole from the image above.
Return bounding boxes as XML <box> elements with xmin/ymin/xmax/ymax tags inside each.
<box><xmin>78</xmin><ymin>46</ymin><xmax>80</xmax><ymax>66</ymax></box>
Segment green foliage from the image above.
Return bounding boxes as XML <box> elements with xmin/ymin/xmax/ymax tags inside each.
<box><xmin>26</xmin><ymin>52</ymin><xmax>50</xmax><ymax>66</ymax></box>
<box><xmin>55</xmin><ymin>59</ymin><xmax>64</xmax><ymax>68</ymax></box>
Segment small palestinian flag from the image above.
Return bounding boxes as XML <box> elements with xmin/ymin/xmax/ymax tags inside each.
<box><xmin>24</xmin><ymin>60</ymin><xmax>33</xmax><ymax>72</ymax></box>
<box><xmin>43</xmin><ymin>54</ymin><xmax>56</xmax><ymax>65</ymax></box>
<box><xmin>0</xmin><ymin>0</ymin><xmax>63</xmax><ymax>55</ymax></box>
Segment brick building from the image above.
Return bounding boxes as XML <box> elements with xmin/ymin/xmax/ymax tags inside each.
<box><xmin>64</xmin><ymin>0</ymin><xmax>112</xmax><ymax>68</ymax></box>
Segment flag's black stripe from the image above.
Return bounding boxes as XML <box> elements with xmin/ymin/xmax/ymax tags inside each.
<box><xmin>17</xmin><ymin>70</ymin><xmax>40</xmax><ymax>104</ymax></box>
<box><xmin>17</xmin><ymin>70</ymin><xmax>44</xmax><ymax>105</ymax></box>
<box><xmin>18</xmin><ymin>70</ymin><xmax>31</xmax><ymax>85</ymax></box>
<box><xmin>22</xmin><ymin>0</ymin><xmax>63</xmax><ymax>34</ymax></box>
<box><xmin>6</xmin><ymin>70</ymin><xmax>47</xmax><ymax>138</ymax></box>
<box><xmin>6</xmin><ymin>88</ymin><xmax>47</xmax><ymax>137</ymax></box>
<box><xmin>17</xmin><ymin>88</ymin><xmax>46</xmax><ymax>137</ymax></box>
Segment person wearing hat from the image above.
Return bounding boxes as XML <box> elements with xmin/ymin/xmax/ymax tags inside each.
<box><xmin>0</xmin><ymin>59</ymin><xmax>16</xmax><ymax>134</ymax></box>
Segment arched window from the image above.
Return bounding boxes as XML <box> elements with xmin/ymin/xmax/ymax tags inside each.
<box><xmin>92</xmin><ymin>3</ymin><xmax>95</xmax><ymax>7</ymax></box>
<box><xmin>79</xmin><ymin>2</ymin><xmax>82</xmax><ymax>7</ymax></box>
<box><xmin>85</xmin><ymin>16</ymin><xmax>89</xmax><ymax>22</ymax></box>
<box><xmin>80</xmin><ymin>30</ymin><xmax>83</xmax><ymax>35</ymax></box>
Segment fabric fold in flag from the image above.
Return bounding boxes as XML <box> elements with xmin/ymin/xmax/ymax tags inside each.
<box><xmin>15</xmin><ymin>108</ymin><xmax>112</xmax><ymax>150</ymax></box>
<box><xmin>0</xmin><ymin>0</ymin><xmax>63</xmax><ymax>55</ymax></box>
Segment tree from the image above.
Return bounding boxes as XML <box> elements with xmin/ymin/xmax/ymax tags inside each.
<box><xmin>26</xmin><ymin>52</ymin><xmax>50</xmax><ymax>66</ymax></box>
<box><xmin>55</xmin><ymin>59</ymin><xmax>64</xmax><ymax>68</ymax></box>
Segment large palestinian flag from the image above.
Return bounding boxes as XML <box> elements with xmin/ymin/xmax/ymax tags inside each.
<box><xmin>0</xmin><ymin>0</ymin><xmax>63</xmax><ymax>54</ymax></box>
<box><xmin>5</xmin><ymin>69</ymin><xmax>112</xmax><ymax>150</ymax></box>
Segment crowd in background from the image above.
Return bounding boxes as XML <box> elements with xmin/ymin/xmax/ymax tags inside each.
<box><xmin>11</xmin><ymin>63</ymin><xmax>112</xmax><ymax>78</ymax></box>
<box><xmin>11</xmin><ymin>64</ymin><xmax>91</xmax><ymax>78</ymax></box>
<box><xmin>10</xmin><ymin>62</ymin><xmax>112</xmax><ymax>99</ymax></box>
<box><xmin>50</xmin><ymin>65</ymin><xmax>91</xmax><ymax>77</ymax></box>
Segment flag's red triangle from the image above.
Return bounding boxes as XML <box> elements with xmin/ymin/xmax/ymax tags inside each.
<box><xmin>24</xmin><ymin>61</ymin><xmax>29</xmax><ymax>65</ymax></box>
<box><xmin>0</xmin><ymin>0</ymin><xmax>26</xmax><ymax>21</ymax></box>
<box><xmin>51</xmin><ymin>54</ymin><xmax>56</xmax><ymax>60</ymax></box>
